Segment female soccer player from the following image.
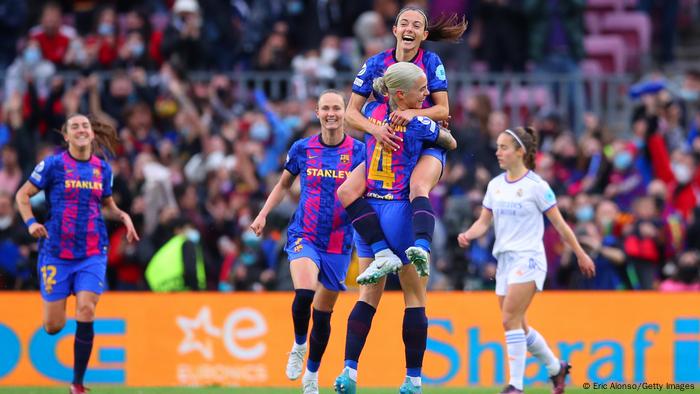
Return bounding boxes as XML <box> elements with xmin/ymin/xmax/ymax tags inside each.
<box><xmin>457</xmin><ymin>127</ymin><xmax>596</xmax><ymax>394</ymax></box>
<box><xmin>250</xmin><ymin>90</ymin><xmax>365</xmax><ymax>394</ymax></box>
<box><xmin>15</xmin><ymin>114</ymin><xmax>139</xmax><ymax>394</ymax></box>
<box><xmin>334</xmin><ymin>62</ymin><xmax>456</xmax><ymax>394</ymax></box>
<box><xmin>339</xmin><ymin>6</ymin><xmax>467</xmax><ymax>279</ymax></box>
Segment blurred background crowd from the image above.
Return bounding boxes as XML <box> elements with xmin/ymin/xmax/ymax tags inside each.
<box><xmin>0</xmin><ymin>0</ymin><xmax>699</xmax><ymax>292</ymax></box>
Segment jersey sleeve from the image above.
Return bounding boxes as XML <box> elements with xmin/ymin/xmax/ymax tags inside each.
<box><xmin>28</xmin><ymin>156</ymin><xmax>54</xmax><ymax>189</ymax></box>
<box><xmin>102</xmin><ymin>161</ymin><xmax>114</xmax><ymax>198</ymax></box>
<box><xmin>352</xmin><ymin>57</ymin><xmax>378</xmax><ymax>98</ymax></box>
<box><xmin>409</xmin><ymin>116</ymin><xmax>439</xmax><ymax>143</ymax></box>
<box><xmin>425</xmin><ymin>53</ymin><xmax>448</xmax><ymax>93</ymax></box>
<box><xmin>482</xmin><ymin>180</ymin><xmax>494</xmax><ymax>211</ymax></box>
<box><xmin>534</xmin><ymin>179</ymin><xmax>557</xmax><ymax>212</ymax></box>
<box><xmin>352</xmin><ymin>141</ymin><xmax>366</xmax><ymax>170</ymax></box>
<box><xmin>284</xmin><ymin>141</ymin><xmax>303</xmax><ymax>176</ymax></box>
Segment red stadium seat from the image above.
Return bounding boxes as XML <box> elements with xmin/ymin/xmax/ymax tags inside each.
<box><xmin>584</xmin><ymin>35</ymin><xmax>627</xmax><ymax>74</ymax></box>
<box><xmin>600</xmin><ymin>12</ymin><xmax>652</xmax><ymax>70</ymax></box>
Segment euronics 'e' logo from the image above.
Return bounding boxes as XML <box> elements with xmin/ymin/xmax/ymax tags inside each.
<box><xmin>0</xmin><ymin>319</ymin><xmax>125</xmax><ymax>383</ymax></box>
<box><xmin>675</xmin><ymin>318</ymin><xmax>700</xmax><ymax>383</ymax></box>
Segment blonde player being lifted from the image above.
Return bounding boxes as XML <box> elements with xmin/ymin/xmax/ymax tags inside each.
<box><xmin>457</xmin><ymin>127</ymin><xmax>596</xmax><ymax>394</ymax></box>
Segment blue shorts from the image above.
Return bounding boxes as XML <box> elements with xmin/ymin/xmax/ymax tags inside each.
<box><xmin>420</xmin><ymin>146</ymin><xmax>446</xmax><ymax>169</ymax></box>
<box><xmin>38</xmin><ymin>253</ymin><xmax>107</xmax><ymax>302</ymax></box>
<box><xmin>286</xmin><ymin>239</ymin><xmax>352</xmax><ymax>292</ymax></box>
<box><xmin>355</xmin><ymin>199</ymin><xmax>413</xmax><ymax>264</ymax></box>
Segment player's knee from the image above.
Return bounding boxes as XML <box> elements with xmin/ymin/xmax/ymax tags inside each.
<box><xmin>409</xmin><ymin>182</ymin><xmax>430</xmax><ymax>200</ymax></box>
<box><xmin>44</xmin><ymin>320</ymin><xmax>65</xmax><ymax>335</ymax></box>
<box><xmin>501</xmin><ymin>314</ymin><xmax>521</xmax><ymax>330</ymax></box>
<box><xmin>337</xmin><ymin>183</ymin><xmax>358</xmax><ymax>206</ymax></box>
<box><xmin>76</xmin><ymin>303</ymin><xmax>97</xmax><ymax>321</ymax></box>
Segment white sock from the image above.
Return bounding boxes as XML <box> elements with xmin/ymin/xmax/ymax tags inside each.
<box><xmin>375</xmin><ymin>249</ymin><xmax>393</xmax><ymax>259</ymax></box>
<box><xmin>409</xmin><ymin>376</ymin><xmax>422</xmax><ymax>386</ymax></box>
<box><xmin>304</xmin><ymin>369</ymin><xmax>318</xmax><ymax>380</ymax></box>
<box><xmin>293</xmin><ymin>342</ymin><xmax>307</xmax><ymax>350</ymax></box>
<box><xmin>346</xmin><ymin>367</ymin><xmax>358</xmax><ymax>381</ymax></box>
<box><xmin>505</xmin><ymin>329</ymin><xmax>527</xmax><ymax>390</ymax></box>
<box><xmin>526</xmin><ymin>327</ymin><xmax>560</xmax><ymax>376</ymax></box>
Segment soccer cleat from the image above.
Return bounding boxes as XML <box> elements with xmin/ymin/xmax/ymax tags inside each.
<box><xmin>285</xmin><ymin>342</ymin><xmax>307</xmax><ymax>380</ymax></box>
<box><xmin>498</xmin><ymin>384</ymin><xmax>524</xmax><ymax>394</ymax></box>
<box><xmin>405</xmin><ymin>246</ymin><xmax>430</xmax><ymax>277</ymax></box>
<box><xmin>550</xmin><ymin>361</ymin><xmax>571</xmax><ymax>394</ymax></box>
<box><xmin>333</xmin><ymin>368</ymin><xmax>357</xmax><ymax>394</ymax></box>
<box><xmin>356</xmin><ymin>250</ymin><xmax>402</xmax><ymax>285</ymax></box>
<box><xmin>69</xmin><ymin>384</ymin><xmax>88</xmax><ymax>394</ymax></box>
<box><xmin>302</xmin><ymin>374</ymin><xmax>319</xmax><ymax>394</ymax></box>
<box><xmin>399</xmin><ymin>377</ymin><xmax>422</xmax><ymax>393</ymax></box>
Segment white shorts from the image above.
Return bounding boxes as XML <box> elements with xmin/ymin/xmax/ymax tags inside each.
<box><xmin>495</xmin><ymin>251</ymin><xmax>548</xmax><ymax>296</ymax></box>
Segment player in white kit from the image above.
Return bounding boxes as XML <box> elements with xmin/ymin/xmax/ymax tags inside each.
<box><xmin>457</xmin><ymin>127</ymin><xmax>596</xmax><ymax>394</ymax></box>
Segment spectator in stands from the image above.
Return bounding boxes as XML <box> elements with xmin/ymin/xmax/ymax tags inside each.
<box><xmin>638</xmin><ymin>0</ymin><xmax>680</xmax><ymax>65</ymax></box>
<box><xmin>0</xmin><ymin>191</ymin><xmax>32</xmax><ymax>290</ymax></box>
<box><xmin>29</xmin><ymin>1</ymin><xmax>76</xmax><ymax>67</ymax></box>
<box><xmin>145</xmin><ymin>217</ymin><xmax>205</xmax><ymax>291</ymax></box>
<box><xmin>659</xmin><ymin>250</ymin><xmax>700</xmax><ymax>291</ymax></box>
<box><xmin>469</xmin><ymin>0</ymin><xmax>528</xmax><ymax>72</ymax></box>
<box><xmin>160</xmin><ymin>0</ymin><xmax>210</xmax><ymax>71</ymax></box>
<box><xmin>4</xmin><ymin>39</ymin><xmax>56</xmax><ymax>100</ymax></box>
<box><xmin>623</xmin><ymin>196</ymin><xmax>664</xmax><ymax>289</ymax></box>
<box><xmin>84</xmin><ymin>5</ymin><xmax>119</xmax><ymax>69</ymax></box>
<box><xmin>0</xmin><ymin>145</ymin><xmax>22</xmax><ymax>194</ymax></box>
<box><xmin>0</xmin><ymin>0</ymin><xmax>27</xmax><ymax>68</ymax></box>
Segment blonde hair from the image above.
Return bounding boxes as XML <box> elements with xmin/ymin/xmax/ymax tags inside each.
<box><xmin>372</xmin><ymin>62</ymin><xmax>425</xmax><ymax>106</ymax></box>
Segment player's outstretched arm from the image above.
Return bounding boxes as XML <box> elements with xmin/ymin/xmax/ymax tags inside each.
<box><xmin>457</xmin><ymin>206</ymin><xmax>493</xmax><ymax>248</ymax></box>
<box><xmin>250</xmin><ymin>170</ymin><xmax>295</xmax><ymax>236</ymax></box>
<box><xmin>545</xmin><ymin>206</ymin><xmax>596</xmax><ymax>278</ymax></box>
<box><xmin>15</xmin><ymin>181</ymin><xmax>48</xmax><ymax>239</ymax></box>
<box><xmin>435</xmin><ymin>126</ymin><xmax>457</xmax><ymax>151</ymax></box>
<box><xmin>102</xmin><ymin>196</ymin><xmax>140</xmax><ymax>242</ymax></box>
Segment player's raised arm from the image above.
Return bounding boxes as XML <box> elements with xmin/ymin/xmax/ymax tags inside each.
<box><xmin>250</xmin><ymin>170</ymin><xmax>296</xmax><ymax>236</ymax></box>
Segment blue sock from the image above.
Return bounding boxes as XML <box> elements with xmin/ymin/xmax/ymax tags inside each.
<box><xmin>411</xmin><ymin>197</ymin><xmax>435</xmax><ymax>253</ymax></box>
<box><xmin>292</xmin><ymin>289</ymin><xmax>315</xmax><ymax>344</ymax></box>
<box><xmin>402</xmin><ymin>307</ymin><xmax>427</xmax><ymax>377</ymax></box>
<box><xmin>73</xmin><ymin>321</ymin><xmax>94</xmax><ymax>385</ymax></box>
<box><xmin>307</xmin><ymin>309</ymin><xmax>332</xmax><ymax>373</ymax></box>
<box><xmin>344</xmin><ymin>301</ymin><xmax>376</xmax><ymax>367</ymax></box>
<box><xmin>345</xmin><ymin>199</ymin><xmax>389</xmax><ymax>254</ymax></box>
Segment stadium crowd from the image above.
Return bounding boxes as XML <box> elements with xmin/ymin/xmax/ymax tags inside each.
<box><xmin>0</xmin><ymin>0</ymin><xmax>699</xmax><ymax>292</ymax></box>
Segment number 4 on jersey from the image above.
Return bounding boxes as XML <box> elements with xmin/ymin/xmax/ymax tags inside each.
<box><xmin>368</xmin><ymin>144</ymin><xmax>395</xmax><ymax>189</ymax></box>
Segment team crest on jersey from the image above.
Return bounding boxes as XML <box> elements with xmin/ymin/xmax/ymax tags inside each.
<box><xmin>93</xmin><ymin>168</ymin><xmax>101</xmax><ymax>177</ymax></box>
<box><xmin>293</xmin><ymin>238</ymin><xmax>303</xmax><ymax>252</ymax></box>
<box><xmin>340</xmin><ymin>154</ymin><xmax>350</xmax><ymax>164</ymax></box>
<box><xmin>517</xmin><ymin>188</ymin><xmax>523</xmax><ymax>197</ymax></box>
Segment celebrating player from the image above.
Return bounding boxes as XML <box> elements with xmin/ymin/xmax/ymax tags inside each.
<box><xmin>15</xmin><ymin>114</ymin><xmax>139</xmax><ymax>394</ymax></box>
<box><xmin>339</xmin><ymin>6</ymin><xmax>467</xmax><ymax>280</ymax></box>
<box><xmin>457</xmin><ymin>127</ymin><xmax>596</xmax><ymax>394</ymax></box>
<box><xmin>334</xmin><ymin>62</ymin><xmax>457</xmax><ymax>394</ymax></box>
<box><xmin>250</xmin><ymin>90</ymin><xmax>365</xmax><ymax>394</ymax></box>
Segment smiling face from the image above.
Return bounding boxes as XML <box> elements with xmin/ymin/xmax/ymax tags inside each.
<box><xmin>393</xmin><ymin>9</ymin><xmax>429</xmax><ymax>54</ymax></box>
<box><xmin>64</xmin><ymin>115</ymin><xmax>95</xmax><ymax>150</ymax></box>
<box><xmin>316</xmin><ymin>92</ymin><xmax>345</xmax><ymax>133</ymax></box>
<box><xmin>396</xmin><ymin>73</ymin><xmax>429</xmax><ymax>110</ymax></box>
<box><xmin>495</xmin><ymin>132</ymin><xmax>524</xmax><ymax>171</ymax></box>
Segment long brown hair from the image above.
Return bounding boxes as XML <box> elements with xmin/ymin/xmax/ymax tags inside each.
<box><xmin>395</xmin><ymin>6</ymin><xmax>468</xmax><ymax>43</ymax></box>
<box><xmin>61</xmin><ymin>114</ymin><xmax>120</xmax><ymax>158</ymax></box>
<box><xmin>507</xmin><ymin>126</ymin><xmax>538</xmax><ymax>170</ymax></box>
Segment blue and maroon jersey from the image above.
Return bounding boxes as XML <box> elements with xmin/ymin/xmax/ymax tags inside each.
<box><xmin>29</xmin><ymin>151</ymin><xmax>113</xmax><ymax>259</ymax></box>
<box><xmin>352</xmin><ymin>48</ymin><xmax>448</xmax><ymax>108</ymax></box>
<box><xmin>362</xmin><ymin>102</ymin><xmax>440</xmax><ymax>201</ymax></box>
<box><xmin>284</xmin><ymin>134</ymin><xmax>365</xmax><ymax>254</ymax></box>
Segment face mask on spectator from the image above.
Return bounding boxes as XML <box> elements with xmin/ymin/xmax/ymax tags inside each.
<box><xmin>284</xmin><ymin>116</ymin><xmax>302</xmax><ymax>130</ymax></box>
<box><xmin>321</xmin><ymin>47</ymin><xmax>339</xmax><ymax>64</ymax></box>
<box><xmin>130</xmin><ymin>42</ymin><xmax>144</xmax><ymax>57</ymax></box>
<box><xmin>185</xmin><ymin>228</ymin><xmax>200</xmax><ymax>243</ymax></box>
<box><xmin>671</xmin><ymin>162</ymin><xmax>692</xmax><ymax>184</ymax></box>
<box><xmin>242</xmin><ymin>230</ymin><xmax>260</xmax><ymax>247</ymax></box>
<box><xmin>0</xmin><ymin>215</ymin><xmax>12</xmax><ymax>230</ymax></box>
<box><xmin>679</xmin><ymin>89</ymin><xmax>699</xmax><ymax>102</ymax></box>
<box><xmin>98</xmin><ymin>23</ymin><xmax>114</xmax><ymax>36</ymax></box>
<box><xmin>23</xmin><ymin>47</ymin><xmax>41</xmax><ymax>65</ymax></box>
<box><xmin>613</xmin><ymin>151</ymin><xmax>633</xmax><ymax>170</ymax></box>
<box><xmin>250</xmin><ymin>121</ymin><xmax>270</xmax><ymax>141</ymax></box>
<box><xmin>576</xmin><ymin>205</ymin><xmax>594</xmax><ymax>222</ymax></box>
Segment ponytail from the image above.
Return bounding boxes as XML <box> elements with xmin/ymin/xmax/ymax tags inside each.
<box><xmin>505</xmin><ymin>126</ymin><xmax>539</xmax><ymax>170</ymax></box>
<box><xmin>395</xmin><ymin>6</ymin><xmax>467</xmax><ymax>43</ymax></box>
<box><xmin>372</xmin><ymin>76</ymin><xmax>388</xmax><ymax>97</ymax></box>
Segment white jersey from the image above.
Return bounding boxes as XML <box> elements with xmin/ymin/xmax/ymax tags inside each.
<box><xmin>483</xmin><ymin>171</ymin><xmax>557</xmax><ymax>256</ymax></box>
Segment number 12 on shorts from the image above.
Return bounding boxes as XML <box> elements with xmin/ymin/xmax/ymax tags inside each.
<box><xmin>41</xmin><ymin>265</ymin><xmax>57</xmax><ymax>294</ymax></box>
<box><xmin>368</xmin><ymin>144</ymin><xmax>395</xmax><ymax>189</ymax></box>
